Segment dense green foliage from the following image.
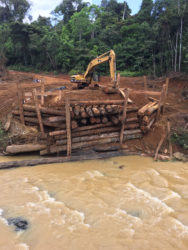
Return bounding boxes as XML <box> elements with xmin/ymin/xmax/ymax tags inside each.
<box><xmin>0</xmin><ymin>0</ymin><xmax>188</xmax><ymax>76</ymax></box>
<box><xmin>171</xmin><ymin>131</ymin><xmax>188</xmax><ymax>150</ymax></box>
<box><xmin>0</xmin><ymin>122</ymin><xmax>9</xmax><ymax>150</ymax></box>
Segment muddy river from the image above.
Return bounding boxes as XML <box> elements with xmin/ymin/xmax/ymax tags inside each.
<box><xmin>0</xmin><ymin>156</ymin><xmax>188</xmax><ymax>250</ymax></box>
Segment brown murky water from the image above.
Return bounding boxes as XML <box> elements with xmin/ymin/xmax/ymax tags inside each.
<box><xmin>0</xmin><ymin>156</ymin><xmax>188</xmax><ymax>250</ymax></box>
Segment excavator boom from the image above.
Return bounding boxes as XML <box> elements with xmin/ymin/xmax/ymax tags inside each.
<box><xmin>71</xmin><ymin>50</ymin><xmax>117</xmax><ymax>88</ymax></box>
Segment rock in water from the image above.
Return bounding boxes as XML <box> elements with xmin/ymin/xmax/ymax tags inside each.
<box><xmin>173</xmin><ymin>152</ymin><xmax>187</xmax><ymax>162</ymax></box>
<box><xmin>7</xmin><ymin>217</ymin><xmax>29</xmax><ymax>231</ymax></box>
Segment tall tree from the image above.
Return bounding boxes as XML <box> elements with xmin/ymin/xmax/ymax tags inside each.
<box><xmin>137</xmin><ymin>0</ymin><xmax>153</xmax><ymax>23</ymax></box>
<box><xmin>0</xmin><ymin>0</ymin><xmax>30</xmax><ymax>22</ymax></box>
<box><xmin>54</xmin><ymin>0</ymin><xmax>89</xmax><ymax>23</ymax></box>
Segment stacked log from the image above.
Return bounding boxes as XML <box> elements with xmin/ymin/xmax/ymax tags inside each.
<box><xmin>9</xmin><ymin>87</ymin><xmax>152</xmax><ymax>156</ymax></box>
<box><xmin>71</xmin><ymin>104</ymin><xmax>138</xmax><ymax>127</ymax></box>
<box><xmin>41</xmin><ymin>129</ymin><xmax>142</xmax><ymax>156</ymax></box>
<box><xmin>12</xmin><ymin>103</ymin><xmax>139</xmax><ymax>131</ymax></box>
<box><xmin>138</xmin><ymin>101</ymin><xmax>159</xmax><ymax>133</ymax></box>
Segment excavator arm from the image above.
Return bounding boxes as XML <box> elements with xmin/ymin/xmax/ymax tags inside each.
<box><xmin>71</xmin><ymin>50</ymin><xmax>117</xmax><ymax>88</ymax></box>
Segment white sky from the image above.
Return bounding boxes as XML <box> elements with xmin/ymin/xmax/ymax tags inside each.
<box><xmin>29</xmin><ymin>0</ymin><xmax>61</xmax><ymax>20</ymax></box>
<box><xmin>29</xmin><ymin>0</ymin><xmax>142</xmax><ymax>21</ymax></box>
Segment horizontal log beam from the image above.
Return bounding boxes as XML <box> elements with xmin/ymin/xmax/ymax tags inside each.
<box><xmin>12</xmin><ymin>110</ymin><xmax>37</xmax><ymax>117</ymax></box>
<box><xmin>70</xmin><ymin>100</ymin><xmax>125</xmax><ymax>105</ymax></box>
<box><xmin>24</xmin><ymin>117</ymin><xmax>66</xmax><ymax>129</ymax></box>
<box><xmin>46</xmin><ymin>116</ymin><xmax>66</xmax><ymax>122</ymax></box>
<box><xmin>0</xmin><ymin>151</ymin><xmax>139</xmax><ymax>169</ymax></box>
<box><xmin>49</xmin><ymin>122</ymin><xmax>114</xmax><ymax>136</ymax></box>
<box><xmin>56</xmin><ymin>128</ymin><xmax>140</xmax><ymax>145</ymax></box>
<box><xmin>54</xmin><ymin>123</ymin><xmax>140</xmax><ymax>140</ymax></box>
<box><xmin>41</xmin><ymin>131</ymin><xmax>142</xmax><ymax>155</ymax></box>
<box><xmin>6</xmin><ymin>144</ymin><xmax>47</xmax><ymax>154</ymax></box>
<box><xmin>23</xmin><ymin>104</ymin><xmax>65</xmax><ymax>116</ymax></box>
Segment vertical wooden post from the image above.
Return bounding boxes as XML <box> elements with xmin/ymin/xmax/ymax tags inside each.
<box><xmin>167</xmin><ymin>120</ymin><xmax>173</xmax><ymax>160</ymax></box>
<box><xmin>144</xmin><ymin>76</ymin><xmax>147</xmax><ymax>91</ymax></box>
<box><xmin>157</xmin><ymin>84</ymin><xmax>166</xmax><ymax>120</ymax></box>
<box><xmin>33</xmin><ymin>88</ymin><xmax>44</xmax><ymax>134</ymax></box>
<box><xmin>65</xmin><ymin>96</ymin><xmax>71</xmax><ymax>156</ymax></box>
<box><xmin>120</xmin><ymin>89</ymin><xmax>129</xmax><ymax>145</ymax></box>
<box><xmin>154</xmin><ymin>133</ymin><xmax>167</xmax><ymax>161</ymax></box>
<box><xmin>116</xmin><ymin>73</ymin><xmax>120</xmax><ymax>89</ymax></box>
<box><xmin>17</xmin><ymin>82</ymin><xmax>25</xmax><ymax>125</ymax></box>
<box><xmin>144</xmin><ymin>76</ymin><xmax>148</xmax><ymax>99</ymax></box>
<box><xmin>58</xmin><ymin>90</ymin><xmax>62</xmax><ymax>101</ymax></box>
<box><xmin>41</xmin><ymin>79</ymin><xmax>45</xmax><ymax>106</ymax></box>
<box><xmin>165</xmin><ymin>78</ymin><xmax>169</xmax><ymax>98</ymax></box>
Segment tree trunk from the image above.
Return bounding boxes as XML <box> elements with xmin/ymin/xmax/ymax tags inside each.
<box><xmin>122</xmin><ymin>1</ymin><xmax>126</xmax><ymax>20</ymax></box>
<box><xmin>6</xmin><ymin>144</ymin><xmax>47</xmax><ymax>154</ymax></box>
<box><xmin>175</xmin><ymin>30</ymin><xmax>179</xmax><ymax>72</ymax></box>
<box><xmin>179</xmin><ymin>17</ymin><xmax>183</xmax><ymax>72</ymax></box>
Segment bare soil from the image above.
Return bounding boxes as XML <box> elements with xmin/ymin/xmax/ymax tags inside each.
<box><xmin>0</xmin><ymin>70</ymin><xmax>187</xmax><ymax>156</ymax></box>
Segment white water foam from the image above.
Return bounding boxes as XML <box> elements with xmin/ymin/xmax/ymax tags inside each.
<box><xmin>85</xmin><ymin>170</ymin><xmax>104</xmax><ymax>178</ymax></box>
<box><xmin>18</xmin><ymin>243</ymin><xmax>29</xmax><ymax>250</ymax></box>
<box><xmin>147</xmin><ymin>169</ymin><xmax>160</xmax><ymax>176</ymax></box>
<box><xmin>125</xmin><ymin>183</ymin><xmax>174</xmax><ymax>213</ymax></box>
<box><xmin>25</xmin><ymin>187</ymin><xmax>91</xmax><ymax>230</ymax></box>
<box><xmin>0</xmin><ymin>208</ymin><xmax>8</xmax><ymax>225</ymax></box>
<box><xmin>104</xmin><ymin>208</ymin><xmax>141</xmax><ymax>222</ymax></box>
<box><xmin>162</xmin><ymin>191</ymin><xmax>181</xmax><ymax>201</ymax></box>
<box><xmin>23</xmin><ymin>177</ymin><xmax>28</xmax><ymax>183</ymax></box>
<box><xmin>169</xmin><ymin>218</ymin><xmax>188</xmax><ymax>237</ymax></box>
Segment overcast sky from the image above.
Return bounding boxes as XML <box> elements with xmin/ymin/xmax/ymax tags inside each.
<box><xmin>29</xmin><ymin>0</ymin><xmax>142</xmax><ymax>21</ymax></box>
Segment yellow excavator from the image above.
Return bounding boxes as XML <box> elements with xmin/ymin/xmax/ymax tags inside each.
<box><xmin>71</xmin><ymin>50</ymin><xmax>117</xmax><ymax>89</ymax></box>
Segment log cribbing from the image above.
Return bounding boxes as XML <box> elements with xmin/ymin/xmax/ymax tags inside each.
<box><xmin>23</xmin><ymin>104</ymin><xmax>65</xmax><ymax>116</ymax></box>
<box><xmin>70</xmin><ymin>100</ymin><xmax>124</xmax><ymax>105</ymax></box>
<box><xmin>17</xmin><ymin>83</ymin><xmax>25</xmax><ymax>125</ymax></box>
<box><xmin>24</xmin><ymin>117</ymin><xmax>66</xmax><ymax>129</ymax></box>
<box><xmin>138</xmin><ymin>101</ymin><xmax>157</xmax><ymax>116</ymax></box>
<box><xmin>56</xmin><ymin>132</ymin><xmax>120</xmax><ymax>146</ymax></box>
<box><xmin>56</xmin><ymin>127</ymin><xmax>140</xmax><ymax>145</ymax></box>
<box><xmin>65</xmin><ymin>96</ymin><xmax>71</xmax><ymax>156</ymax></box>
<box><xmin>6</xmin><ymin>144</ymin><xmax>47</xmax><ymax>154</ymax></box>
<box><xmin>55</xmin><ymin>127</ymin><xmax>121</xmax><ymax>140</ymax></box>
<box><xmin>12</xmin><ymin>110</ymin><xmax>37</xmax><ymax>117</ymax></box>
<box><xmin>116</xmin><ymin>72</ymin><xmax>120</xmax><ymax>89</ymax></box>
<box><xmin>46</xmin><ymin>116</ymin><xmax>66</xmax><ymax>122</ymax></box>
<box><xmin>41</xmin><ymin>80</ymin><xmax>45</xmax><ymax>106</ymax></box>
<box><xmin>49</xmin><ymin>117</ymin><xmax>139</xmax><ymax>137</ymax></box>
<box><xmin>54</xmin><ymin>124</ymin><xmax>140</xmax><ymax>140</ymax></box>
<box><xmin>148</xmin><ymin>96</ymin><xmax>159</xmax><ymax>102</ymax></box>
<box><xmin>120</xmin><ymin>89</ymin><xmax>129</xmax><ymax>144</ymax></box>
<box><xmin>157</xmin><ymin>84</ymin><xmax>166</xmax><ymax>120</ymax></box>
<box><xmin>49</xmin><ymin>122</ymin><xmax>114</xmax><ymax>136</ymax></box>
<box><xmin>146</xmin><ymin>103</ymin><xmax>159</xmax><ymax>116</ymax></box>
<box><xmin>33</xmin><ymin>88</ymin><xmax>44</xmax><ymax>134</ymax></box>
<box><xmin>41</xmin><ymin>129</ymin><xmax>142</xmax><ymax>155</ymax></box>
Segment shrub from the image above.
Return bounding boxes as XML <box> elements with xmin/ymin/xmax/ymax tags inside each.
<box><xmin>171</xmin><ymin>131</ymin><xmax>188</xmax><ymax>150</ymax></box>
<box><xmin>0</xmin><ymin>122</ymin><xmax>9</xmax><ymax>150</ymax></box>
<box><xmin>118</xmin><ymin>70</ymin><xmax>145</xmax><ymax>77</ymax></box>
